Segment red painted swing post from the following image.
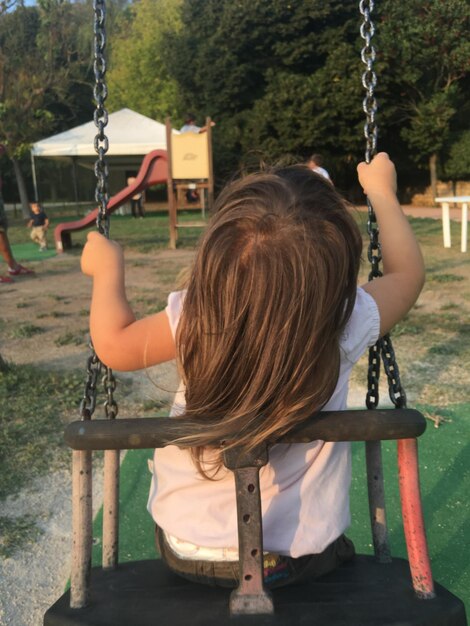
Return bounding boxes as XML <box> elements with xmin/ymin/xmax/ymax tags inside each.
<box><xmin>398</xmin><ymin>438</ymin><xmax>435</xmax><ymax>599</ymax></box>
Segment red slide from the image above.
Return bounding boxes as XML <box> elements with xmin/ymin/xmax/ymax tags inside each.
<box><xmin>54</xmin><ymin>150</ymin><xmax>168</xmax><ymax>252</ymax></box>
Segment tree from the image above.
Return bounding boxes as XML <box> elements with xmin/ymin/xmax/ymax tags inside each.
<box><xmin>106</xmin><ymin>0</ymin><xmax>183</xmax><ymax>121</ymax></box>
<box><xmin>168</xmin><ymin>0</ymin><xmax>363</xmax><ymax>184</ymax></box>
<box><xmin>440</xmin><ymin>130</ymin><xmax>470</xmax><ymax>195</ymax></box>
<box><xmin>377</xmin><ymin>0</ymin><xmax>470</xmax><ymax>200</ymax></box>
<box><xmin>0</xmin><ymin>1</ymin><xmax>94</xmax><ymax>216</ymax></box>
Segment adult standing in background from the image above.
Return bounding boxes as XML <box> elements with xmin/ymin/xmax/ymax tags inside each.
<box><xmin>307</xmin><ymin>154</ymin><xmax>332</xmax><ymax>183</ymax></box>
<box><xmin>0</xmin><ymin>169</ymin><xmax>34</xmax><ymax>283</ymax></box>
<box><xmin>126</xmin><ymin>176</ymin><xmax>145</xmax><ymax>218</ymax></box>
<box><xmin>180</xmin><ymin>114</ymin><xmax>216</xmax><ymax>134</ymax></box>
<box><xmin>0</xmin><ymin>196</ymin><xmax>34</xmax><ymax>282</ymax></box>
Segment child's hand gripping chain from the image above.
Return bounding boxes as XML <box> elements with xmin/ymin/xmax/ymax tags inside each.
<box><xmin>358</xmin><ymin>153</ymin><xmax>425</xmax><ymax>336</ymax></box>
<box><xmin>81</xmin><ymin>231</ymin><xmax>125</xmax><ymax>279</ymax></box>
<box><xmin>81</xmin><ymin>232</ymin><xmax>175</xmax><ymax>372</ymax></box>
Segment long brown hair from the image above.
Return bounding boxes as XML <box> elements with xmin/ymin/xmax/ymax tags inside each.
<box><xmin>175</xmin><ymin>165</ymin><xmax>362</xmax><ymax>475</ymax></box>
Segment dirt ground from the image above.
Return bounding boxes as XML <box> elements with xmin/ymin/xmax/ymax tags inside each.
<box><xmin>1</xmin><ymin>247</ymin><xmax>197</xmax><ymax>425</ymax></box>
<box><xmin>1</xmin><ymin>203</ymin><xmax>464</xmax><ymax>373</ymax></box>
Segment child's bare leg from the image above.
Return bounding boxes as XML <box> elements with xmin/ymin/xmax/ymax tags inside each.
<box><xmin>0</xmin><ymin>230</ymin><xmax>15</xmax><ymax>268</ymax></box>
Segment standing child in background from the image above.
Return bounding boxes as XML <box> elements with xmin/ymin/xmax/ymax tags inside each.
<box><xmin>81</xmin><ymin>153</ymin><xmax>424</xmax><ymax>589</ymax></box>
<box><xmin>28</xmin><ymin>202</ymin><xmax>49</xmax><ymax>251</ymax></box>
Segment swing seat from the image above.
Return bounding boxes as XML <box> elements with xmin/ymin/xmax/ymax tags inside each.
<box><xmin>44</xmin><ymin>556</ymin><xmax>466</xmax><ymax>626</ymax></box>
<box><xmin>44</xmin><ymin>410</ymin><xmax>467</xmax><ymax>626</ymax></box>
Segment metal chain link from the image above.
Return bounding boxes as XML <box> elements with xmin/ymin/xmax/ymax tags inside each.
<box><xmin>79</xmin><ymin>0</ymin><xmax>118</xmax><ymax>421</ymax></box>
<box><xmin>93</xmin><ymin>0</ymin><xmax>110</xmax><ymax>237</ymax></box>
<box><xmin>103</xmin><ymin>367</ymin><xmax>118</xmax><ymax>419</ymax></box>
<box><xmin>80</xmin><ymin>347</ymin><xmax>102</xmax><ymax>419</ymax></box>
<box><xmin>360</xmin><ymin>0</ymin><xmax>407</xmax><ymax>410</ymax></box>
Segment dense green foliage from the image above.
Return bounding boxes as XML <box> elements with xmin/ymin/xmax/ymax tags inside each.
<box><xmin>0</xmin><ymin>0</ymin><xmax>95</xmax><ymax>210</ymax></box>
<box><xmin>107</xmin><ymin>0</ymin><xmax>183</xmax><ymax>120</ymax></box>
<box><xmin>440</xmin><ymin>131</ymin><xmax>470</xmax><ymax>183</ymax></box>
<box><xmin>0</xmin><ymin>1</ymin><xmax>94</xmax><ymax>154</ymax></box>
<box><xmin>118</xmin><ymin>0</ymin><xmax>470</xmax><ymax>189</ymax></box>
<box><xmin>376</xmin><ymin>0</ymin><xmax>470</xmax><ymax>195</ymax></box>
<box><xmin>165</xmin><ymin>1</ymin><xmax>364</xmax><ymax>181</ymax></box>
<box><xmin>0</xmin><ymin>0</ymin><xmax>125</xmax><ymax>206</ymax></box>
<box><xmin>0</xmin><ymin>0</ymin><xmax>469</xmax><ymax>200</ymax></box>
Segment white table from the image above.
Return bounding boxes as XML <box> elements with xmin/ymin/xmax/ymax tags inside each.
<box><xmin>434</xmin><ymin>196</ymin><xmax>469</xmax><ymax>252</ymax></box>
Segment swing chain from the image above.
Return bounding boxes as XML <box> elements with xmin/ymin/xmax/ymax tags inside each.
<box><xmin>78</xmin><ymin>0</ymin><xmax>119</xmax><ymax>422</ymax></box>
<box><xmin>359</xmin><ymin>0</ymin><xmax>378</xmax><ymax>164</ymax></box>
<box><xmin>103</xmin><ymin>367</ymin><xmax>118</xmax><ymax>419</ymax></box>
<box><xmin>360</xmin><ymin>0</ymin><xmax>407</xmax><ymax>410</ymax></box>
<box><xmin>93</xmin><ymin>0</ymin><xmax>110</xmax><ymax>237</ymax></box>
<box><xmin>381</xmin><ymin>334</ymin><xmax>406</xmax><ymax>408</ymax></box>
<box><xmin>80</xmin><ymin>346</ymin><xmax>102</xmax><ymax>419</ymax></box>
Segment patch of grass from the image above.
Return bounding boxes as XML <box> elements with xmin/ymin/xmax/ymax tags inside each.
<box><xmin>0</xmin><ymin>514</ymin><xmax>42</xmax><ymax>558</ymax></box>
<box><xmin>393</xmin><ymin>322</ymin><xmax>423</xmax><ymax>337</ymax></box>
<box><xmin>0</xmin><ymin>362</ymin><xmax>84</xmax><ymax>500</ymax></box>
<box><xmin>144</xmin><ymin>305</ymin><xmax>167</xmax><ymax>315</ymax></box>
<box><xmin>427</xmin><ymin>273</ymin><xmax>464</xmax><ymax>283</ymax></box>
<box><xmin>429</xmin><ymin>344</ymin><xmax>461</xmax><ymax>356</ymax></box>
<box><xmin>49</xmin><ymin>294</ymin><xmax>69</xmax><ymax>302</ymax></box>
<box><xmin>141</xmin><ymin>399</ymin><xmax>167</xmax><ymax>413</ymax></box>
<box><xmin>9</xmin><ymin>323</ymin><xmax>44</xmax><ymax>339</ymax></box>
<box><xmin>55</xmin><ymin>330</ymin><xmax>86</xmax><ymax>346</ymax></box>
<box><xmin>16</xmin><ymin>302</ymin><xmax>29</xmax><ymax>309</ymax></box>
<box><xmin>48</xmin><ymin>311</ymin><xmax>69</xmax><ymax>318</ymax></box>
<box><xmin>134</xmin><ymin>294</ymin><xmax>155</xmax><ymax>304</ymax></box>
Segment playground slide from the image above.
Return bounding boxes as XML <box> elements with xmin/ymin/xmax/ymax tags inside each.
<box><xmin>54</xmin><ymin>150</ymin><xmax>168</xmax><ymax>252</ymax></box>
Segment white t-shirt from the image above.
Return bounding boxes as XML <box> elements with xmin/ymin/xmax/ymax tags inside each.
<box><xmin>180</xmin><ymin>123</ymin><xmax>201</xmax><ymax>133</ymax></box>
<box><xmin>312</xmin><ymin>165</ymin><xmax>331</xmax><ymax>180</ymax></box>
<box><xmin>147</xmin><ymin>287</ymin><xmax>380</xmax><ymax>557</ymax></box>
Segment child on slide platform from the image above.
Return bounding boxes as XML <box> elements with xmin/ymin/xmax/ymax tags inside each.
<box><xmin>81</xmin><ymin>153</ymin><xmax>424</xmax><ymax>589</ymax></box>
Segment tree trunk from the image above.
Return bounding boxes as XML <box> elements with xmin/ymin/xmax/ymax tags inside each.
<box><xmin>11</xmin><ymin>158</ymin><xmax>31</xmax><ymax>218</ymax></box>
<box><xmin>429</xmin><ymin>153</ymin><xmax>438</xmax><ymax>206</ymax></box>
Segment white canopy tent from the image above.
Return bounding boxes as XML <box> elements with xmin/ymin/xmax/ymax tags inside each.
<box><xmin>31</xmin><ymin>108</ymin><xmax>171</xmax><ymax>157</ymax></box>
<box><xmin>30</xmin><ymin>108</ymin><xmax>177</xmax><ymax>202</ymax></box>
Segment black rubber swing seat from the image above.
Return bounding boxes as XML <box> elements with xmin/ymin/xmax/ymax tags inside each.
<box><xmin>44</xmin><ymin>556</ymin><xmax>466</xmax><ymax>626</ymax></box>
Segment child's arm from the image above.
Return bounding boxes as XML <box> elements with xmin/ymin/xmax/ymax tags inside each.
<box><xmin>81</xmin><ymin>232</ymin><xmax>176</xmax><ymax>371</ymax></box>
<box><xmin>358</xmin><ymin>153</ymin><xmax>425</xmax><ymax>336</ymax></box>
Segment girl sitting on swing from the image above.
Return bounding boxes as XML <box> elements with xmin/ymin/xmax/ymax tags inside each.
<box><xmin>81</xmin><ymin>152</ymin><xmax>424</xmax><ymax>589</ymax></box>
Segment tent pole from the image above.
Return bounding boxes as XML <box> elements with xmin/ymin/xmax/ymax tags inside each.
<box><xmin>31</xmin><ymin>152</ymin><xmax>39</xmax><ymax>202</ymax></box>
<box><xmin>71</xmin><ymin>157</ymin><xmax>80</xmax><ymax>214</ymax></box>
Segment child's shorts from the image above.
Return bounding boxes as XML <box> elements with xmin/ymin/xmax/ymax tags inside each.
<box><xmin>155</xmin><ymin>526</ymin><xmax>355</xmax><ymax>589</ymax></box>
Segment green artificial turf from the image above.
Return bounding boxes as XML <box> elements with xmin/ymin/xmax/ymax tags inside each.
<box><xmin>11</xmin><ymin>242</ymin><xmax>56</xmax><ymax>262</ymax></box>
<box><xmin>91</xmin><ymin>448</ymin><xmax>158</xmax><ymax>566</ymax></box>
<box><xmin>349</xmin><ymin>402</ymin><xmax>470</xmax><ymax>614</ymax></box>
<box><xmin>90</xmin><ymin>403</ymin><xmax>470</xmax><ymax>614</ymax></box>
